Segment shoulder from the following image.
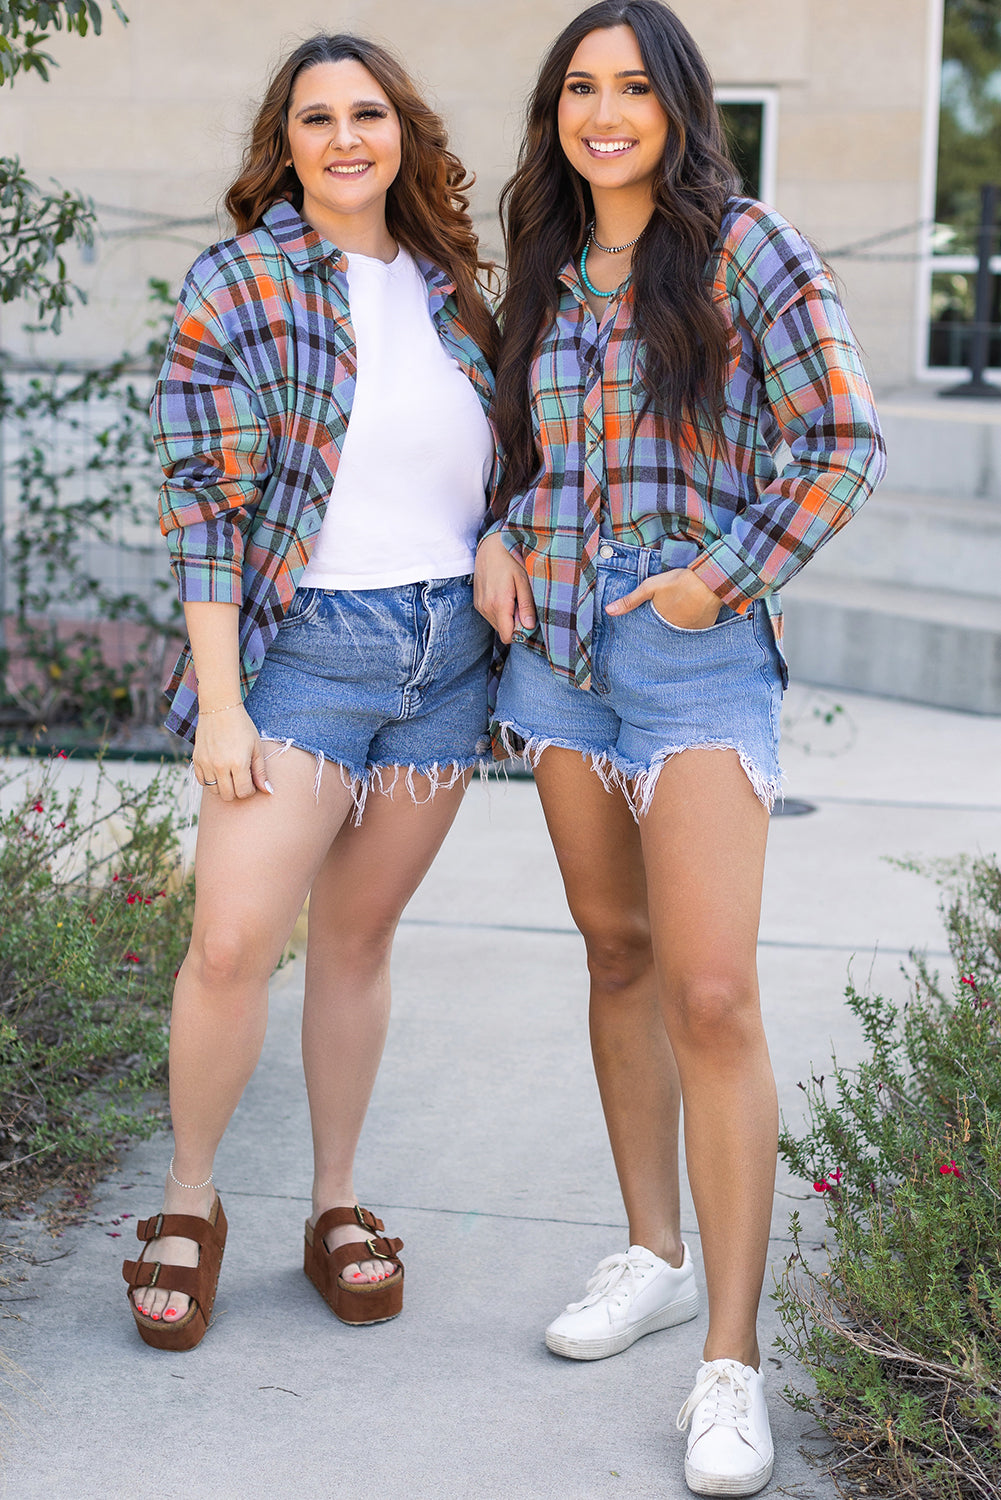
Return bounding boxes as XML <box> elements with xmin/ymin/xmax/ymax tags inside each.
<box><xmin>714</xmin><ymin>197</ymin><xmax>830</xmax><ymax>319</ymax></box>
<box><xmin>178</xmin><ymin>226</ymin><xmax>288</xmax><ymax>318</ymax></box>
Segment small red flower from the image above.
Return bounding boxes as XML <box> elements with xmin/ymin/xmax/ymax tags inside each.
<box><xmin>112</xmin><ymin>874</ymin><xmax>120</xmax><ymax>883</ymax></box>
<box><xmin>813</xmin><ymin>1179</ymin><xmax>830</xmax><ymax>1193</ymax></box>
<box><xmin>939</xmin><ymin>1160</ymin><xmax>964</xmax><ymax>1179</ymax></box>
<box><xmin>88</xmin><ymin>916</ymin><xmax>97</xmax><ymax>925</ymax></box>
<box><xmin>56</xmin><ymin>749</ymin><xmax>68</xmax><ymax>760</ymax></box>
<box><xmin>31</xmin><ymin>801</ymin><xmax>43</xmax><ymax>813</ymax></box>
<box><xmin>125</xmin><ymin>893</ymin><xmax>139</xmax><ymax>905</ymax></box>
<box><xmin>830</xmin><ymin>1169</ymin><xmax>844</xmax><ymax>1183</ymax></box>
<box><xmin>123</xmin><ymin>952</ymin><xmax>140</xmax><ymax>964</ymax></box>
<box><xmin>55</xmin><ymin>821</ymin><xmax>66</xmax><ymax>830</ymax></box>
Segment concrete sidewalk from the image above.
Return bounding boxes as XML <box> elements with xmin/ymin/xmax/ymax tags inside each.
<box><xmin>2</xmin><ymin>683</ymin><xmax>999</xmax><ymax>1500</ymax></box>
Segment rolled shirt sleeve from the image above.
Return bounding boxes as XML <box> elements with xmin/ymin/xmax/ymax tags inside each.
<box><xmin>689</xmin><ymin>215</ymin><xmax>887</xmax><ymax>612</ymax></box>
<box><xmin>151</xmin><ymin>273</ymin><xmax>273</xmax><ymax>606</ymax></box>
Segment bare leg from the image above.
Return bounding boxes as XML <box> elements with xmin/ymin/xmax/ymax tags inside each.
<box><xmin>637</xmin><ymin>749</ymin><xmax>776</xmax><ymax>1369</ymax></box>
<box><xmin>302</xmin><ymin>770</ymin><xmax>469</xmax><ymax>1281</ymax></box>
<box><xmin>133</xmin><ymin>748</ymin><xmax>357</xmax><ymax>1322</ymax></box>
<box><xmin>532</xmin><ymin>748</ymin><xmax>683</xmax><ymax>1264</ymax></box>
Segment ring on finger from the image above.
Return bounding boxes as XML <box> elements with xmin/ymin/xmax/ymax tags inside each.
<box><xmin>202</xmin><ymin>778</ymin><xmax>219</xmax><ymax>786</ymax></box>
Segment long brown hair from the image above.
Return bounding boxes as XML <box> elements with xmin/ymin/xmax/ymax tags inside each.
<box><xmin>225</xmin><ymin>34</ymin><xmax>497</xmax><ymax>367</ymax></box>
<box><xmin>495</xmin><ymin>0</ymin><xmax>738</xmax><ymax>503</ymax></box>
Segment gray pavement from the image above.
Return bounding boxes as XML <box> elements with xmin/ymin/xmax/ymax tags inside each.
<box><xmin>2</xmin><ymin>683</ymin><xmax>999</xmax><ymax>1499</ymax></box>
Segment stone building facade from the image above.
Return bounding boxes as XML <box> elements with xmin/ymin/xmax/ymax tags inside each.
<box><xmin>1</xmin><ymin>0</ymin><xmax>941</xmax><ymax>392</ymax></box>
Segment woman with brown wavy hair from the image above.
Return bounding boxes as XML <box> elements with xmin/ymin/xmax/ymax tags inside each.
<box><xmin>475</xmin><ymin>2</ymin><xmax>883</xmax><ymax>1492</ymax></box>
<box><xmin>121</xmin><ymin>33</ymin><xmax>498</xmax><ymax>1350</ymax></box>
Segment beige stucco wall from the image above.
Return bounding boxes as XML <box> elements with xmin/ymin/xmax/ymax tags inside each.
<box><xmin>0</xmin><ymin>0</ymin><xmax>936</xmax><ymax>388</ymax></box>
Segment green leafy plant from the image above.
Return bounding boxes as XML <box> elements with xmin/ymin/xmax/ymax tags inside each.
<box><xmin>0</xmin><ymin>2</ymin><xmax>126</xmax><ymax>85</ymax></box>
<box><xmin>0</xmin><ymin>751</ymin><xmax>193</xmax><ymax>1209</ymax></box>
<box><xmin>775</xmin><ymin>856</ymin><xmax>1001</xmax><ymax>1499</ymax></box>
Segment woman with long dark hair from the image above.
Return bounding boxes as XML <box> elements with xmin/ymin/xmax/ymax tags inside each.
<box><xmin>122</xmin><ymin>33</ymin><xmax>498</xmax><ymax>1350</ymax></box>
<box><xmin>475</xmin><ymin>3</ymin><xmax>883</xmax><ymax>1491</ymax></box>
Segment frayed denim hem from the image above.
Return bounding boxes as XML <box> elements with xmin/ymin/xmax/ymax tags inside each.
<box><xmin>494</xmin><ymin>720</ymin><xmax>782</xmax><ymax>820</ymax></box>
<box><xmin>259</xmin><ymin>735</ymin><xmax>486</xmax><ymax>825</ymax></box>
<box><xmin>617</xmin><ymin>743</ymin><xmax>784</xmax><ymax>818</ymax></box>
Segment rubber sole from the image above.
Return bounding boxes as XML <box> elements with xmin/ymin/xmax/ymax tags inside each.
<box><xmin>684</xmin><ymin>1453</ymin><xmax>774</xmax><ymax>1496</ymax></box>
<box><xmin>545</xmin><ymin>1287</ymin><xmax>699</xmax><ymax>1360</ymax></box>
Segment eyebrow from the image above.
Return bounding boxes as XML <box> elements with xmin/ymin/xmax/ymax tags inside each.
<box><xmin>293</xmin><ymin>97</ymin><xmax>388</xmax><ymax>116</ymax></box>
<box><xmin>564</xmin><ymin>69</ymin><xmax>649</xmax><ymax>79</ymax></box>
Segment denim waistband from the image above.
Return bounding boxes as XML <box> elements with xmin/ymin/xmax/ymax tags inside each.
<box><xmin>594</xmin><ymin>536</ymin><xmax>700</xmax><ymax>580</ymax></box>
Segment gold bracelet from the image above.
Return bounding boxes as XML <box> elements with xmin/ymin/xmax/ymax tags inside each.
<box><xmin>199</xmin><ymin>702</ymin><xmax>243</xmax><ymax>716</ymax></box>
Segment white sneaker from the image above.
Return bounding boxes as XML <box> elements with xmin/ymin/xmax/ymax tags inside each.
<box><xmin>677</xmin><ymin>1359</ymin><xmax>774</xmax><ymax>1496</ymax></box>
<box><xmin>545</xmin><ymin>1242</ymin><xmax>698</xmax><ymax>1360</ymax></box>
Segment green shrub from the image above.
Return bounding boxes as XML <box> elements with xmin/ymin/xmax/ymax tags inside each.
<box><xmin>0</xmin><ymin>752</ymin><xmax>193</xmax><ymax>1206</ymax></box>
<box><xmin>775</xmin><ymin>856</ymin><xmax>1001</xmax><ymax>1500</ymax></box>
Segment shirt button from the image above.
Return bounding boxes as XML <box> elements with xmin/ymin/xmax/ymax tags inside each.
<box><xmin>599</xmin><ymin>544</ymin><xmax>614</xmax><ymax>559</ymax></box>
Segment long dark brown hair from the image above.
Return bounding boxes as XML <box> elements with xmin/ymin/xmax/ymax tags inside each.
<box><xmin>495</xmin><ymin>0</ymin><xmax>738</xmax><ymax>502</ymax></box>
<box><xmin>225</xmin><ymin>33</ymin><xmax>497</xmax><ymax>367</ymax></box>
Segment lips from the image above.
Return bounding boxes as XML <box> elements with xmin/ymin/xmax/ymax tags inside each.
<box><xmin>584</xmin><ymin>138</ymin><xmax>636</xmax><ymax>156</ymax></box>
<box><xmin>326</xmin><ymin>160</ymin><xmax>372</xmax><ymax>176</ymax></box>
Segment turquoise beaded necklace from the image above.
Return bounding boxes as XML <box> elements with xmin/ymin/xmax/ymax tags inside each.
<box><xmin>579</xmin><ymin>220</ymin><xmax>639</xmax><ymax>300</ymax></box>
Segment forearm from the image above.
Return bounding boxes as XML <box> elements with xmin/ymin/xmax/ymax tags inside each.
<box><xmin>183</xmin><ymin>601</ymin><xmax>242</xmax><ymax>711</ymax></box>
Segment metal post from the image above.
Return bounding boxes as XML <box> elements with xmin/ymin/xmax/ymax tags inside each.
<box><xmin>941</xmin><ymin>183</ymin><xmax>1001</xmax><ymax>399</ymax></box>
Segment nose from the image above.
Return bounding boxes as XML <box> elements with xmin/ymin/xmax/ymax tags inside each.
<box><xmin>593</xmin><ymin>85</ymin><xmax>624</xmax><ymax>130</ymax></box>
<box><xmin>330</xmin><ymin>116</ymin><xmax>361</xmax><ymax>151</ymax></box>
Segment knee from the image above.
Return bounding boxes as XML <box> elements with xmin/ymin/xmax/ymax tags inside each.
<box><xmin>579</xmin><ymin>915</ymin><xmax>653</xmax><ymax>995</ymax></box>
<box><xmin>667</xmin><ymin>973</ymin><xmax>761</xmax><ymax>1051</ymax></box>
<box><xmin>186</xmin><ymin>924</ymin><xmax>267</xmax><ymax>991</ymax></box>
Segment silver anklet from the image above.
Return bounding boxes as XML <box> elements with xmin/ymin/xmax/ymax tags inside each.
<box><xmin>168</xmin><ymin>1156</ymin><xmax>214</xmax><ymax>1191</ymax></box>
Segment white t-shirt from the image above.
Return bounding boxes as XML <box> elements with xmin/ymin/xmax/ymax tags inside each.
<box><xmin>300</xmin><ymin>247</ymin><xmax>493</xmax><ymax>590</ymax></box>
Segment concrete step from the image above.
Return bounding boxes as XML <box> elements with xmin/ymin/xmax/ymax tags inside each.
<box><xmin>878</xmin><ymin>391</ymin><xmax>1001</xmax><ymax>500</ymax></box>
<box><xmin>805</xmin><ymin>488</ymin><xmax>1001</xmax><ymax>595</ymax></box>
<box><xmin>780</xmin><ymin>572</ymin><xmax>1001</xmax><ymax>714</ymax></box>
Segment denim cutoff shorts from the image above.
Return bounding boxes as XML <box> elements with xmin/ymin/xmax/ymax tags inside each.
<box><xmin>243</xmin><ymin>575</ymin><xmax>493</xmax><ymax>815</ymax></box>
<box><xmin>494</xmin><ymin>538</ymin><xmax>784</xmax><ymax>815</ymax></box>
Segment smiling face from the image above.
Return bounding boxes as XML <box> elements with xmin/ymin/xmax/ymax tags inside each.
<box><xmin>286</xmin><ymin>59</ymin><xmax>402</xmax><ymax>245</ymax></box>
<box><xmin>557</xmin><ymin>25</ymin><xmax>669</xmax><ymax>203</ymax></box>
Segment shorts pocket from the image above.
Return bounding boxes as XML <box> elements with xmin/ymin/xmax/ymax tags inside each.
<box><xmin>278</xmin><ymin>587</ymin><xmax>321</xmax><ymax>629</ymax></box>
<box><xmin>647</xmin><ymin>600</ymin><xmax>749</xmax><ymax>634</ymax></box>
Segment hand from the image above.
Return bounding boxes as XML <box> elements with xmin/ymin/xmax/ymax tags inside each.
<box><xmin>193</xmin><ymin>705</ymin><xmax>272</xmax><ymax>802</ymax></box>
<box><xmin>605</xmin><ymin>567</ymin><xmax>723</xmax><ymax>629</ymax></box>
<box><xmin>474</xmin><ymin>531</ymin><xmax>537</xmax><ymax>645</ymax></box>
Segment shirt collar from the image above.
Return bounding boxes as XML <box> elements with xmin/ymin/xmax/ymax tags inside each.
<box><xmin>261</xmin><ymin>201</ymin><xmax>457</xmax><ymax>306</ymax></box>
<box><xmin>262</xmin><ymin>199</ymin><xmax>347</xmax><ymax>273</ymax></box>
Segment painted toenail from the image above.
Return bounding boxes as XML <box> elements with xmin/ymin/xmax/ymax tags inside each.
<box><xmin>164</xmin><ymin>1309</ymin><xmax>179</xmax><ymax>1319</ymax></box>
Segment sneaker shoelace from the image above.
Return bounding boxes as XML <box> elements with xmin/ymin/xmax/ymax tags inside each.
<box><xmin>676</xmin><ymin>1359</ymin><xmax>752</xmax><ymax>1434</ymax></box>
<box><xmin>566</xmin><ymin>1250</ymin><xmax>654</xmax><ymax>1312</ymax></box>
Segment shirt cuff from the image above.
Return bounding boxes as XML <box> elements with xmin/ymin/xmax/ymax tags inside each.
<box><xmin>688</xmin><ymin>538</ymin><xmax>757</xmax><ymax>613</ymax></box>
<box><xmin>172</xmin><ymin>559</ymin><xmax>243</xmax><ymax>605</ymax></box>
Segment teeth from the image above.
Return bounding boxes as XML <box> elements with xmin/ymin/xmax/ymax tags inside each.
<box><xmin>329</xmin><ymin>163</ymin><xmax>369</xmax><ymax>175</ymax></box>
<box><xmin>588</xmin><ymin>140</ymin><xmax>632</xmax><ymax>154</ymax></box>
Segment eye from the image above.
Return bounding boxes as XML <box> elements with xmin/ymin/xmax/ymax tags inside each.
<box><xmin>624</xmin><ymin>82</ymin><xmax>651</xmax><ymax>95</ymax></box>
<box><xmin>566</xmin><ymin>81</ymin><xmax>594</xmax><ymax>95</ymax></box>
<box><xmin>301</xmin><ymin>112</ymin><xmax>330</xmax><ymax>126</ymax></box>
<box><xmin>356</xmin><ymin>107</ymin><xmax>389</xmax><ymax>121</ymax></box>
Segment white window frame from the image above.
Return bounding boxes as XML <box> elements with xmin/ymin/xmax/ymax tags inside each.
<box><xmin>916</xmin><ymin>0</ymin><xmax>1001</xmax><ymax>379</ymax></box>
<box><xmin>713</xmin><ymin>87</ymin><xmax>779</xmax><ymax>207</ymax></box>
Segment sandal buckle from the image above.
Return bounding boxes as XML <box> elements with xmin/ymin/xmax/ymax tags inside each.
<box><xmin>148</xmin><ymin>1262</ymin><xmax>161</xmax><ymax>1288</ymax></box>
<box><xmin>353</xmin><ymin>1204</ymin><xmax>369</xmax><ymax>1230</ymax></box>
<box><xmin>366</xmin><ymin>1237</ymin><xmax>390</xmax><ymax>1262</ymax></box>
<box><xmin>152</xmin><ymin>1213</ymin><xmax>164</xmax><ymax>1238</ymax></box>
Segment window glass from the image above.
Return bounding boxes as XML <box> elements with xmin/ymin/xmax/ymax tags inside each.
<box><xmin>930</xmin><ymin>0</ymin><xmax>1001</xmax><ymax>366</ymax></box>
<box><xmin>718</xmin><ymin>102</ymin><xmax>763</xmax><ymax>198</ymax></box>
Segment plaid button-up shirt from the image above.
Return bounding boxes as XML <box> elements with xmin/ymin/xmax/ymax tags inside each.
<box><xmin>152</xmin><ymin>199</ymin><xmax>496</xmax><ymax>743</ymax></box>
<box><xmin>498</xmin><ymin>198</ymin><xmax>885</xmax><ymax>689</ymax></box>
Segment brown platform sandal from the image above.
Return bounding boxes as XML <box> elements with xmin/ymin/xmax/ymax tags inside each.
<box><xmin>304</xmin><ymin>1204</ymin><xmax>404</xmax><ymax>1325</ymax></box>
<box><xmin>122</xmin><ymin>1196</ymin><xmax>227</xmax><ymax>1352</ymax></box>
